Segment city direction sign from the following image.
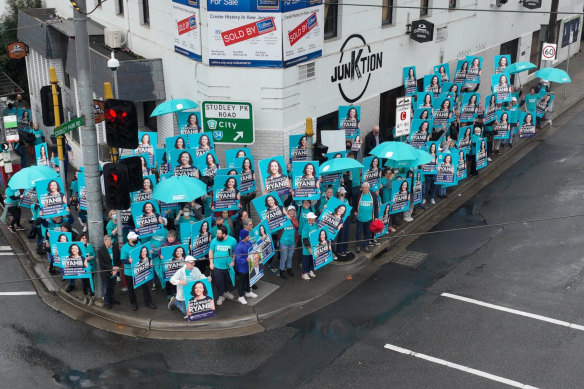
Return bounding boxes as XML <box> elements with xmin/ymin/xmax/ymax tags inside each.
<box><xmin>202</xmin><ymin>101</ymin><xmax>254</xmax><ymax>144</ymax></box>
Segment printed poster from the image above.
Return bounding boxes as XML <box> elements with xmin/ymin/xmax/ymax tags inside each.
<box><xmin>390</xmin><ymin>179</ymin><xmax>409</xmax><ymax>214</ymax></box>
<box><xmin>251</xmin><ymin>192</ymin><xmax>291</xmax><ymax>233</ymax></box>
<box><xmin>289</xmin><ymin>134</ymin><xmax>310</xmax><ymax>162</ymax></box>
<box><xmin>135</xmin><ymin>132</ymin><xmax>157</xmax><ymax>166</ymax></box>
<box><xmin>338</xmin><ymin>106</ymin><xmax>361</xmax><ymax>138</ymax></box>
<box><xmin>309</xmin><ymin>226</ymin><xmax>333</xmax><ymax>270</ymax></box>
<box><xmin>292</xmin><ymin>161</ymin><xmax>319</xmax><ymax>201</ymax></box>
<box><xmin>235</xmin><ymin>155</ymin><xmax>256</xmax><ymax>195</ymax></box>
<box><xmin>375</xmin><ymin>202</ymin><xmax>391</xmax><ymax>238</ymax></box>
<box><xmin>316</xmin><ymin>196</ymin><xmax>351</xmax><ymax>239</ymax></box>
<box><xmin>36</xmin><ymin>177</ymin><xmax>68</xmax><ymax>218</ymax></box>
<box><xmin>258</xmin><ymin>156</ymin><xmax>291</xmax><ymax>197</ymax></box>
<box><xmin>251</xmin><ymin>219</ymin><xmax>275</xmax><ymax>264</ymax></box>
<box><xmin>403</xmin><ymin>66</ymin><xmax>417</xmax><ymax>96</ymax></box>
<box><xmin>213</xmin><ymin>175</ymin><xmax>241</xmax><ymax>211</ymax></box>
<box><xmin>282</xmin><ymin>3</ymin><xmax>324</xmax><ymax>67</ymax></box>
<box><xmin>160</xmin><ymin>244</ymin><xmax>189</xmax><ymax>282</ymax></box>
<box><xmin>172</xmin><ymin>0</ymin><xmax>202</xmax><ymax>61</ymax></box>
<box><xmin>178</xmin><ymin>111</ymin><xmax>203</xmax><ymax>134</ymax></box>
<box><xmin>130</xmin><ymin>242</ymin><xmax>154</xmax><ymax>289</ymax></box>
<box><xmin>131</xmin><ymin>200</ymin><xmax>163</xmax><ymax>237</ymax></box>
<box><xmin>185</xmin><ymin>278</ymin><xmax>215</xmax><ymax>321</ymax></box>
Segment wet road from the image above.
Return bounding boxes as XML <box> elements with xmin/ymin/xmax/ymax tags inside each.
<box><xmin>3</xmin><ymin>105</ymin><xmax>584</xmax><ymax>388</ymax></box>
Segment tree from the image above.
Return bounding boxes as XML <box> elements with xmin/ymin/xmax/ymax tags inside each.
<box><xmin>0</xmin><ymin>0</ymin><xmax>42</xmax><ymax>99</ymax></box>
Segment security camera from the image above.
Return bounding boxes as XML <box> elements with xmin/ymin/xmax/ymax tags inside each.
<box><xmin>107</xmin><ymin>51</ymin><xmax>120</xmax><ymax>72</ymax></box>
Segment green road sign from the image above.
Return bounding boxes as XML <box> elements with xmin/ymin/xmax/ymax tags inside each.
<box><xmin>202</xmin><ymin>101</ymin><xmax>254</xmax><ymax>144</ymax></box>
<box><xmin>54</xmin><ymin>116</ymin><xmax>83</xmax><ymax>137</ymax></box>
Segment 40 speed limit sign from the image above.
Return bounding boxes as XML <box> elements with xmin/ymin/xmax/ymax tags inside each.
<box><xmin>541</xmin><ymin>43</ymin><xmax>557</xmax><ymax>61</ymax></box>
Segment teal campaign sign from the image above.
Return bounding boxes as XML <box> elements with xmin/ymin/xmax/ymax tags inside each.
<box><xmin>201</xmin><ymin>101</ymin><xmax>254</xmax><ymax>144</ymax></box>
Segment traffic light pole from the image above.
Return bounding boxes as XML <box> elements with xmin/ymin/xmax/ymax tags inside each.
<box><xmin>48</xmin><ymin>67</ymin><xmax>67</xmax><ymax>200</ymax></box>
<box><xmin>73</xmin><ymin>0</ymin><xmax>105</xmax><ymax>297</ymax></box>
<box><xmin>104</xmin><ymin>82</ymin><xmax>124</xmax><ymax>248</ymax></box>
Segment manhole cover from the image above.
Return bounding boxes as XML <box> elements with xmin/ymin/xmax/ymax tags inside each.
<box><xmin>390</xmin><ymin>250</ymin><xmax>428</xmax><ymax>268</ymax></box>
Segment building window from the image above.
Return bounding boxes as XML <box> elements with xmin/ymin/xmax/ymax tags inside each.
<box><xmin>382</xmin><ymin>0</ymin><xmax>394</xmax><ymax>25</ymax></box>
<box><xmin>420</xmin><ymin>0</ymin><xmax>429</xmax><ymax>17</ymax></box>
<box><xmin>64</xmin><ymin>72</ymin><xmax>71</xmax><ymax>88</ymax></box>
<box><xmin>448</xmin><ymin>0</ymin><xmax>456</xmax><ymax>9</ymax></box>
<box><xmin>140</xmin><ymin>0</ymin><xmax>150</xmax><ymax>25</ymax></box>
<box><xmin>316</xmin><ymin>111</ymin><xmax>338</xmax><ymax>143</ymax></box>
<box><xmin>116</xmin><ymin>0</ymin><xmax>124</xmax><ymax>15</ymax></box>
<box><xmin>324</xmin><ymin>0</ymin><xmax>338</xmax><ymax>40</ymax></box>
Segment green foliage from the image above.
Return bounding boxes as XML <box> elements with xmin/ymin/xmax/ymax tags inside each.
<box><xmin>0</xmin><ymin>0</ymin><xmax>42</xmax><ymax>98</ymax></box>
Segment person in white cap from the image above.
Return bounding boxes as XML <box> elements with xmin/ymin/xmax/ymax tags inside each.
<box><xmin>300</xmin><ymin>212</ymin><xmax>318</xmax><ymax>281</ymax></box>
<box><xmin>168</xmin><ymin>256</ymin><xmax>211</xmax><ymax>316</ymax></box>
<box><xmin>121</xmin><ymin>231</ymin><xmax>157</xmax><ymax>311</ymax></box>
<box><xmin>278</xmin><ymin>205</ymin><xmax>299</xmax><ymax>279</ymax></box>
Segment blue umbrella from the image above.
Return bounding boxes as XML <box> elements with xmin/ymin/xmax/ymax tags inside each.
<box><xmin>535</xmin><ymin>68</ymin><xmax>571</xmax><ymax>83</ymax></box>
<box><xmin>385</xmin><ymin>148</ymin><xmax>433</xmax><ymax>168</ymax></box>
<box><xmin>150</xmin><ymin>98</ymin><xmax>199</xmax><ymax>117</ymax></box>
<box><xmin>370</xmin><ymin>141</ymin><xmax>418</xmax><ymax>165</ymax></box>
<box><xmin>8</xmin><ymin>166</ymin><xmax>59</xmax><ymax>189</ymax></box>
<box><xmin>319</xmin><ymin>158</ymin><xmax>363</xmax><ymax>175</ymax></box>
<box><xmin>503</xmin><ymin>62</ymin><xmax>536</xmax><ymax>75</ymax></box>
<box><xmin>152</xmin><ymin>176</ymin><xmax>207</xmax><ymax>203</ymax></box>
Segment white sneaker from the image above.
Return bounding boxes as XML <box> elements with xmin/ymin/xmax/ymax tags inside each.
<box><xmin>308</xmin><ymin>271</ymin><xmax>316</xmax><ymax>278</ymax></box>
<box><xmin>245</xmin><ymin>292</ymin><xmax>258</xmax><ymax>298</ymax></box>
<box><xmin>422</xmin><ymin>199</ymin><xmax>427</xmax><ymax>205</ymax></box>
<box><xmin>237</xmin><ymin>296</ymin><xmax>248</xmax><ymax>305</ymax></box>
<box><xmin>121</xmin><ymin>287</ymin><xmax>128</xmax><ymax>292</ymax></box>
<box><xmin>430</xmin><ymin>198</ymin><xmax>436</xmax><ymax>205</ymax></box>
<box><xmin>224</xmin><ymin>291</ymin><xmax>235</xmax><ymax>300</ymax></box>
<box><xmin>302</xmin><ymin>273</ymin><xmax>311</xmax><ymax>281</ymax></box>
<box><xmin>216</xmin><ymin>295</ymin><xmax>225</xmax><ymax>305</ymax></box>
<box><xmin>487</xmin><ymin>157</ymin><xmax>492</xmax><ymax>162</ymax></box>
<box><xmin>83</xmin><ymin>225</ymin><xmax>88</xmax><ymax>232</ymax></box>
<box><xmin>404</xmin><ymin>216</ymin><xmax>414</xmax><ymax>222</ymax></box>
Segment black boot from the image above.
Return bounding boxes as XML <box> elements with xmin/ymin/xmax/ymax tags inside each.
<box><xmin>287</xmin><ymin>268</ymin><xmax>294</xmax><ymax>277</ymax></box>
<box><xmin>279</xmin><ymin>270</ymin><xmax>288</xmax><ymax>279</ymax></box>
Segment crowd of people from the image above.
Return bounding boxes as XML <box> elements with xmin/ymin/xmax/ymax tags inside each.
<box><xmin>0</xmin><ymin>54</ymin><xmax>555</xmax><ymax>321</ymax></box>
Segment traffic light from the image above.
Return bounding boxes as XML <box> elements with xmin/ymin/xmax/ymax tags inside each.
<box><xmin>313</xmin><ymin>142</ymin><xmax>329</xmax><ymax>164</ymax></box>
<box><xmin>103</xmin><ymin>163</ymin><xmax>130</xmax><ymax>209</ymax></box>
<box><xmin>119</xmin><ymin>156</ymin><xmax>143</xmax><ymax>192</ymax></box>
<box><xmin>40</xmin><ymin>85</ymin><xmax>64</xmax><ymax>127</ymax></box>
<box><xmin>104</xmin><ymin>99</ymin><xmax>138</xmax><ymax>149</ymax></box>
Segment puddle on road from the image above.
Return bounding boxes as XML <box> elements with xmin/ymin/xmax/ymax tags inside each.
<box><xmin>50</xmin><ymin>202</ymin><xmax>504</xmax><ymax>389</ymax></box>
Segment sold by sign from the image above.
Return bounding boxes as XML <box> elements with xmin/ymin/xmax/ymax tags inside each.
<box><xmin>221</xmin><ymin>17</ymin><xmax>277</xmax><ymax>46</ymax></box>
<box><xmin>541</xmin><ymin>42</ymin><xmax>557</xmax><ymax>61</ymax></box>
<box><xmin>177</xmin><ymin>14</ymin><xmax>197</xmax><ymax>35</ymax></box>
<box><xmin>288</xmin><ymin>13</ymin><xmax>318</xmax><ymax>46</ymax></box>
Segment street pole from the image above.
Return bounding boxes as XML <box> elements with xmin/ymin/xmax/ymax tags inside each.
<box><xmin>305</xmin><ymin>117</ymin><xmax>314</xmax><ymax>160</ymax></box>
<box><xmin>103</xmin><ymin>82</ymin><xmax>124</xmax><ymax>248</ymax></box>
<box><xmin>48</xmin><ymin>67</ymin><xmax>67</xmax><ymax>199</ymax></box>
<box><xmin>73</xmin><ymin>0</ymin><xmax>105</xmax><ymax>297</ymax></box>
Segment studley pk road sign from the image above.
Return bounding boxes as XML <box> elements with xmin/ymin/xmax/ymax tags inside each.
<box><xmin>54</xmin><ymin>117</ymin><xmax>83</xmax><ymax>137</ymax></box>
<box><xmin>202</xmin><ymin>101</ymin><xmax>254</xmax><ymax>144</ymax></box>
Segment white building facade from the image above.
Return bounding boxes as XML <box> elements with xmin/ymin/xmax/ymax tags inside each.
<box><xmin>20</xmin><ymin>0</ymin><xmax>584</xmax><ymax>167</ymax></box>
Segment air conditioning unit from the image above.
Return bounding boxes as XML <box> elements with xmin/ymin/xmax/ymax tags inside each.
<box><xmin>104</xmin><ymin>28</ymin><xmax>122</xmax><ymax>49</ymax></box>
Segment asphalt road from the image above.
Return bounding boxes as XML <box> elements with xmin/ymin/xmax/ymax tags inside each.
<box><xmin>3</xmin><ymin>105</ymin><xmax>584</xmax><ymax>388</ymax></box>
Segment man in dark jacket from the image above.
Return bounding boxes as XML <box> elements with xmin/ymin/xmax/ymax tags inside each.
<box><xmin>364</xmin><ymin>125</ymin><xmax>385</xmax><ymax>156</ymax></box>
<box><xmin>98</xmin><ymin>235</ymin><xmax>121</xmax><ymax>309</ymax></box>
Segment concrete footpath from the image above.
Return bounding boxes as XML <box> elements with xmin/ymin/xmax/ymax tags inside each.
<box><xmin>3</xmin><ymin>48</ymin><xmax>583</xmax><ymax>339</ymax></box>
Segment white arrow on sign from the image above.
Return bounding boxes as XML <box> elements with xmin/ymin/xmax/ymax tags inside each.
<box><xmin>233</xmin><ymin>131</ymin><xmax>244</xmax><ymax>141</ymax></box>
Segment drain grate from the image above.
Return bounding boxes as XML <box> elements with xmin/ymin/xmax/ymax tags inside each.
<box><xmin>390</xmin><ymin>250</ymin><xmax>428</xmax><ymax>268</ymax></box>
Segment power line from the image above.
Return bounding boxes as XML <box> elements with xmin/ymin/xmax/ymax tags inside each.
<box><xmin>1</xmin><ymin>212</ymin><xmax>581</xmax><ymax>286</ymax></box>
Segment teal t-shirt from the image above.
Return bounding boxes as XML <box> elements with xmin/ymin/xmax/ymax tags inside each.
<box><xmin>525</xmin><ymin>94</ymin><xmax>538</xmax><ymax>113</ymax></box>
<box><xmin>357</xmin><ymin>193</ymin><xmax>374</xmax><ymax>222</ymax></box>
<box><xmin>210</xmin><ymin>236</ymin><xmax>237</xmax><ymax>269</ymax></box>
<box><xmin>107</xmin><ymin>247</ymin><xmax>116</xmax><ymax>278</ymax></box>
<box><xmin>280</xmin><ymin>223</ymin><xmax>296</xmax><ymax>245</ymax></box>
<box><xmin>84</xmin><ymin>243</ymin><xmax>96</xmax><ymax>271</ymax></box>
<box><xmin>5</xmin><ymin>187</ymin><xmax>18</xmax><ymax>206</ymax></box>
<box><xmin>301</xmin><ymin>222</ymin><xmax>318</xmax><ymax>256</ymax></box>
<box><xmin>380</xmin><ymin>178</ymin><xmax>393</xmax><ymax>204</ymax></box>
<box><xmin>120</xmin><ymin>243</ymin><xmax>137</xmax><ymax>276</ymax></box>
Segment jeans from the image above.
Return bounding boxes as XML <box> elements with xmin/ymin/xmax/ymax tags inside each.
<box><xmin>173</xmin><ymin>299</ymin><xmax>186</xmax><ymax>315</ymax></box>
<box><xmin>212</xmin><ymin>268</ymin><xmax>232</xmax><ymax>296</ymax></box>
<box><xmin>301</xmin><ymin>254</ymin><xmax>314</xmax><ymax>274</ymax></box>
<box><xmin>279</xmin><ymin>242</ymin><xmax>295</xmax><ymax>270</ymax></box>
<box><xmin>124</xmin><ymin>275</ymin><xmax>152</xmax><ymax>306</ymax></box>
<box><xmin>355</xmin><ymin>220</ymin><xmax>371</xmax><ymax>248</ymax></box>
<box><xmin>237</xmin><ymin>272</ymin><xmax>250</xmax><ymax>297</ymax></box>
<box><xmin>335</xmin><ymin>218</ymin><xmax>351</xmax><ymax>253</ymax></box>
<box><xmin>502</xmin><ymin>125</ymin><xmax>516</xmax><ymax>145</ymax></box>
<box><xmin>102</xmin><ymin>277</ymin><xmax>116</xmax><ymax>305</ymax></box>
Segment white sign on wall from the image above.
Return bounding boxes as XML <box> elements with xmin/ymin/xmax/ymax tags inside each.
<box><xmin>172</xmin><ymin>0</ymin><xmax>202</xmax><ymax>61</ymax></box>
<box><xmin>541</xmin><ymin>42</ymin><xmax>557</xmax><ymax>61</ymax></box>
<box><xmin>394</xmin><ymin>97</ymin><xmax>412</xmax><ymax>137</ymax></box>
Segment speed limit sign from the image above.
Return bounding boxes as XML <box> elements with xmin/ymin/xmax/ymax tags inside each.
<box><xmin>541</xmin><ymin>42</ymin><xmax>557</xmax><ymax>61</ymax></box>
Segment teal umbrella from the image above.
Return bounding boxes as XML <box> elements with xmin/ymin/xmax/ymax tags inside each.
<box><xmin>535</xmin><ymin>68</ymin><xmax>571</xmax><ymax>83</ymax></box>
<box><xmin>150</xmin><ymin>98</ymin><xmax>199</xmax><ymax>117</ymax></box>
<box><xmin>152</xmin><ymin>176</ymin><xmax>207</xmax><ymax>203</ymax></box>
<box><xmin>503</xmin><ymin>62</ymin><xmax>536</xmax><ymax>75</ymax></box>
<box><xmin>319</xmin><ymin>158</ymin><xmax>363</xmax><ymax>175</ymax></box>
<box><xmin>370</xmin><ymin>142</ymin><xmax>418</xmax><ymax>166</ymax></box>
<box><xmin>8</xmin><ymin>165</ymin><xmax>59</xmax><ymax>189</ymax></box>
<box><xmin>385</xmin><ymin>148</ymin><xmax>433</xmax><ymax>168</ymax></box>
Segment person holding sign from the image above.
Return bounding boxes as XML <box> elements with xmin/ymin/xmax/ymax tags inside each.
<box><xmin>121</xmin><ymin>232</ymin><xmax>156</xmax><ymax>310</ymax></box>
<box><xmin>168</xmin><ymin>256</ymin><xmax>211</xmax><ymax>317</ymax></box>
<box><xmin>301</xmin><ymin>212</ymin><xmax>319</xmax><ymax>281</ymax></box>
<box><xmin>97</xmin><ymin>235</ymin><xmax>121</xmax><ymax>309</ymax></box>
<box><xmin>209</xmin><ymin>225</ymin><xmax>237</xmax><ymax>306</ymax></box>
<box><xmin>353</xmin><ymin>182</ymin><xmax>379</xmax><ymax>253</ymax></box>
<box><xmin>234</xmin><ymin>230</ymin><xmax>258</xmax><ymax>305</ymax></box>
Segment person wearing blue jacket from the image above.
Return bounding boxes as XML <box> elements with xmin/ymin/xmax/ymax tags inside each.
<box><xmin>234</xmin><ymin>230</ymin><xmax>258</xmax><ymax>305</ymax></box>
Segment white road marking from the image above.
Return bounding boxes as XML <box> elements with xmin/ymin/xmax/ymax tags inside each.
<box><xmin>0</xmin><ymin>246</ymin><xmax>13</xmax><ymax>250</ymax></box>
<box><xmin>0</xmin><ymin>291</ymin><xmax>36</xmax><ymax>296</ymax></box>
<box><xmin>0</xmin><ymin>252</ymin><xmax>15</xmax><ymax>255</ymax></box>
<box><xmin>384</xmin><ymin>344</ymin><xmax>539</xmax><ymax>389</ymax></box>
<box><xmin>441</xmin><ymin>293</ymin><xmax>584</xmax><ymax>331</ymax></box>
